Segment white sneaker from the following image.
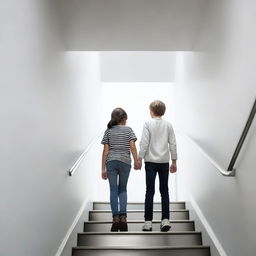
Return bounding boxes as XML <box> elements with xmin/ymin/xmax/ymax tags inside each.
<box><xmin>160</xmin><ymin>219</ymin><xmax>171</xmax><ymax>232</ymax></box>
<box><xmin>142</xmin><ymin>221</ymin><xmax>152</xmax><ymax>231</ymax></box>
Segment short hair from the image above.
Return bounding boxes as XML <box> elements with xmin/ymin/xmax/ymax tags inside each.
<box><xmin>149</xmin><ymin>100</ymin><xmax>166</xmax><ymax>116</ymax></box>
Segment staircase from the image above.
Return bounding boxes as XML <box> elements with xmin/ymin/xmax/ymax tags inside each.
<box><xmin>72</xmin><ymin>202</ymin><xmax>211</xmax><ymax>256</ymax></box>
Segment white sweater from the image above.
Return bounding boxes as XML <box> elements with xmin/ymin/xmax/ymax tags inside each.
<box><xmin>139</xmin><ymin>117</ymin><xmax>177</xmax><ymax>163</ymax></box>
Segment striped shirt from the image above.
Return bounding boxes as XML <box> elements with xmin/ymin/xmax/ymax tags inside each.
<box><xmin>101</xmin><ymin>125</ymin><xmax>137</xmax><ymax>165</ymax></box>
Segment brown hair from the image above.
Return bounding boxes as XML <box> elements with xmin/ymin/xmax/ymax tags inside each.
<box><xmin>149</xmin><ymin>100</ymin><xmax>166</xmax><ymax>116</ymax></box>
<box><xmin>107</xmin><ymin>108</ymin><xmax>128</xmax><ymax>129</ymax></box>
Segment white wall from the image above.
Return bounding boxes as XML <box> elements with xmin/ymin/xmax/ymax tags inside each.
<box><xmin>60</xmin><ymin>0</ymin><xmax>208</xmax><ymax>50</ymax></box>
<box><xmin>175</xmin><ymin>0</ymin><xmax>256</xmax><ymax>255</ymax></box>
<box><xmin>96</xmin><ymin>82</ymin><xmax>177</xmax><ymax>202</ymax></box>
<box><xmin>3</xmin><ymin>1</ymin><xmax>255</xmax><ymax>255</ymax></box>
<box><xmin>0</xmin><ymin>1</ymin><xmax>101</xmax><ymax>255</ymax></box>
<box><xmin>100</xmin><ymin>52</ymin><xmax>176</xmax><ymax>82</ymax></box>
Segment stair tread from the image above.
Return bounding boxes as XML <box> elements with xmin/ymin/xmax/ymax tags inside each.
<box><xmin>90</xmin><ymin>209</ymin><xmax>188</xmax><ymax>212</ymax></box>
<box><xmin>94</xmin><ymin>201</ymin><xmax>186</xmax><ymax>204</ymax></box>
<box><xmin>78</xmin><ymin>231</ymin><xmax>201</xmax><ymax>235</ymax></box>
<box><xmin>84</xmin><ymin>220</ymin><xmax>194</xmax><ymax>223</ymax></box>
<box><xmin>73</xmin><ymin>245</ymin><xmax>210</xmax><ymax>250</ymax></box>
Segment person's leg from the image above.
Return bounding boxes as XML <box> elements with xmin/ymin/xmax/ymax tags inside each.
<box><xmin>118</xmin><ymin>161</ymin><xmax>131</xmax><ymax>217</ymax></box>
<box><xmin>144</xmin><ymin>162</ymin><xmax>157</xmax><ymax>221</ymax></box>
<box><xmin>106</xmin><ymin>161</ymin><xmax>119</xmax><ymax>218</ymax></box>
<box><xmin>158</xmin><ymin>163</ymin><xmax>170</xmax><ymax>220</ymax></box>
<box><xmin>117</xmin><ymin>161</ymin><xmax>131</xmax><ymax>232</ymax></box>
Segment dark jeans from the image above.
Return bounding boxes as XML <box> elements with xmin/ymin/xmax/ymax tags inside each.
<box><xmin>106</xmin><ymin>160</ymin><xmax>131</xmax><ymax>217</ymax></box>
<box><xmin>144</xmin><ymin>162</ymin><xmax>170</xmax><ymax>221</ymax></box>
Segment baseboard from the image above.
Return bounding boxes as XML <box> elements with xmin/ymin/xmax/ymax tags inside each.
<box><xmin>186</xmin><ymin>192</ymin><xmax>227</xmax><ymax>256</ymax></box>
<box><xmin>55</xmin><ymin>198</ymin><xmax>93</xmax><ymax>256</ymax></box>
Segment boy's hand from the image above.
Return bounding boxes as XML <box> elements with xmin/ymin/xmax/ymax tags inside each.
<box><xmin>101</xmin><ymin>170</ymin><xmax>108</xmax><ymax>180</ymax></box>
<box><xmin>170</xmin><ymin>163</ymin><xmax>177</xmax><ymax>173</ymax></box>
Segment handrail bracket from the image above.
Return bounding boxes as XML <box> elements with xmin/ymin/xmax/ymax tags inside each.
<box><xmin>224</xmin><ymin>168</ymin><xmax>236</xmax><ymax>177</ymax></box>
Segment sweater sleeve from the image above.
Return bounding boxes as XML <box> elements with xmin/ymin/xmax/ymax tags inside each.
<box><xmin>139</xmin><ymin>122</ymin><xmax>150</xmax><ymax>159</ymax></box>
<box><xmin>168</xmin><ymin>124</ymin><xmax>177</xmax><ymax>160</ymax></box>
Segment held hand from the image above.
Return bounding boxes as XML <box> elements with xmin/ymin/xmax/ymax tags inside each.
<box><xmin>101</xmin><ymin>170</ymin><xmax>108</xmax><ymax>180</ymax></box>
<box><xmin>170</xmin><ymin>163</ymin><xmax>177</xmax><ymax>173</ymax></box>
<box><xmin>138</xmin><ymin>158</ymin><xmax>142</xmax><ymax>170</ymax></box>
<box><xmin>134</xmin><ymin>161</ymin><xmax>140</xmax><ymax>170</ymax></box>
<box><xmin>134</xmin><ymin>159</ymin><xmax>142</xmax><ymax>170</ymax></box>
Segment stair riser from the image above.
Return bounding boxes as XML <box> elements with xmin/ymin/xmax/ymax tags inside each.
<box><xmin>84</xmin><ymin>222</ymin><xmax>195</xmax><ymax>232</ymax></box>
<box><xmin>77</xmin><ymin>234</ymin><xmax>202</xmax><ymax>247</ymax></box>
<box><xmin>73</xmin><ymin>248</ymin><xmax>210</xmax><ymax>256</ymax></box>
<box><xmin>89</xmin><ymin>211</ymin><xmax>189</xmax><ymax>221</ymax></box>
<box><xmin>93</xmin><ymin>203</ymin><xmax>186</xmax><ymax>210</ymax></box>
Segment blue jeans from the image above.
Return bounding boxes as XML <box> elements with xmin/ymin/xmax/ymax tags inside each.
<box><xmin>106</xmin><ymin>160</ymin><xmax>131</xmax><ymax>217</ymax></box>
<box><xmin>144</xmin><ymin>162</ymin><xmax>170</xmax><ymax>221</ymax></box>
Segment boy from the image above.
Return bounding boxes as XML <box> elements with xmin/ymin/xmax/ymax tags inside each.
<box><xmin>138</xmin><ymin>100</ymin><xmax>177</xmax><ymax>232</ymax></box>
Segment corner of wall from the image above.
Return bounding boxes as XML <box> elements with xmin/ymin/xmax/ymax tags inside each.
<box><xmin>56</xmin><ymin>199</ymin><xmax>93</xmax><ymax>256</ymax></box>
<box><xmin>186</xmin><ymin>192</ymin><xmax>227</xmax><ymax>256</ymax></box>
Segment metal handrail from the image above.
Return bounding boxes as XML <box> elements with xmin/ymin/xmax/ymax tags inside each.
<box><xmin>180</xmin><ymin>131</ymin><xmax>235</xmax><ymax>176</ymax></box>
<box><xmin>69</xmin><ymin>99</ymin><xmax>255</xmax><ymax>177</ymax></box>
<box><xmin>69</xmin><ymin>132</ymin><xmax>103</xmax><ymax>176</ymax></box>
<box><xmin>227</xmin><ymin>98</ymin><xmax>256</xmax><ymax>171</ymax></box>
<box><xmin>179</xmin><ymin>98</ymin><xmax>256</xmax><ymax>177</ymax></box>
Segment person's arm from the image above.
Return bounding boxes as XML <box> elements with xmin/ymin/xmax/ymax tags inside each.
<box><xmin>130</xmin><ymin>140</ymin><xmax>140</xmax><ymax>169</ymax></box>
<box><xmin>138</xmin><ymin>123</ymin><xmax>150</xmax><ymax>169</ymax></box>
<box><xmin>168</xmin><ymin>125</ymin><xmax>177</xmax><ymax>173</ymax></box>
<box><xmin>101</xmin><ymin>144</ymin><xmax>109</xmax><ymax>179</ymax></box>
<box><xmin>170</xmin><ymin>159</ymin><xmax>177</xmax><ymax>173</ymax></box>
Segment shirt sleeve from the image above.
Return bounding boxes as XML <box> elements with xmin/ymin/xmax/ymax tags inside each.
<box><xmin>139</xmin><ymin>122</ymin><xmax>150</xmax><ymax>159</ymax></box>
<box><xmin>101</xmin><ymin>130</ymin><xmax>109</xmax><ymax>145</ymax></box>
<box><xmin>129</xmin><ymin>128</ymin><xmax>137</xmax><ymax>142</ymax></box>
<box><xmin>168</xmin><ymin>124</ymin><xmax>177</xmax><ymax>160</ymax></box>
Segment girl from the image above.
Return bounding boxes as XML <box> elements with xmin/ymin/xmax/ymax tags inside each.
<box><xmin>101</xmin><ymin>108</ymin><xmax>139</xmax><ymax>232</ymax></box>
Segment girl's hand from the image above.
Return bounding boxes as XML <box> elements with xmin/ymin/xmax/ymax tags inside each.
<box><xmin>102</xmin><ymin>170</ymin><xmax>108</xmax><ymax>180</ymax></box>
<box><xmin>134</xmin><ymin>158</ymin><xmax>142</xmax><ymax>170</ymax></box>
<box><xmin>134</xmin><ymin>162</ymin><xmax>140</xmax><ymax>170</ymax></box>
<box><xmin>170</xmin><ymin>163</ymin><xmax>177</xmax><ymax>173</ymax></box>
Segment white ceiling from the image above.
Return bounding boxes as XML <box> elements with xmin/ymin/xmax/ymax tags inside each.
<box><xmin>60</xmin><ymin>0</ymin><xmax>209</xmax><ymax>51</ymax></box>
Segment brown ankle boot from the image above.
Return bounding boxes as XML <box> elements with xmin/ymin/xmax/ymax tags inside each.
<box><xmin>111</xmin><ymin>216</ymin><xmax>120</xmax><ymax>232</ymax></box>
<box><xmin>119</xmin><ymin>215</ymin><xmax>128</xmax><ymax>232</ymax></box>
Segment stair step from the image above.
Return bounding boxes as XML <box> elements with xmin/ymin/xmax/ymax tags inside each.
<box><xmin>72</xmin><ymin>246</ymin><xmax>211</xmax><ymax>256</ymax></box>
<box><xmin>89</xmin><ymin>210</ymin><xmax>189</xmax><ymax>221</ymax></box>
<box><xmin>77</xmin><ymin>232</ymin><xmax>202</xmax><ymax>247</ymax></box>
<box><xmin>84</xmin><ymin>220</ymin><xmax>195</xmax><ymax>232</ymax></box>
<box><xmin>93</xmin><ymin>201</ymin><xmax>186</xmax><ymax>210</ymax></box>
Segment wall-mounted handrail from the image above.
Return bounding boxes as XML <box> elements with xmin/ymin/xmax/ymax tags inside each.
<box><xmin>179</xmin><ymin>131</ymin><xmax>235</xmax><ymax>176</ymax></box>
<box><xmin>70</xmin><ymin>100</ymin><xmax>255</xmax><ymax>177</ymax></box>
<box><xmin>227</xmin><ymin>98</ymin><xmax>256</xmax><ymax>172</ymax></box>
<box><xmin>179</xmin><ymin>98</ymin><xmax>256</xmax><ymax>177</ymax></box>
<box><xmin>69</xmin><ymin>132</ymin><xmax>103</xmax><ymax>176</ymax></box>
